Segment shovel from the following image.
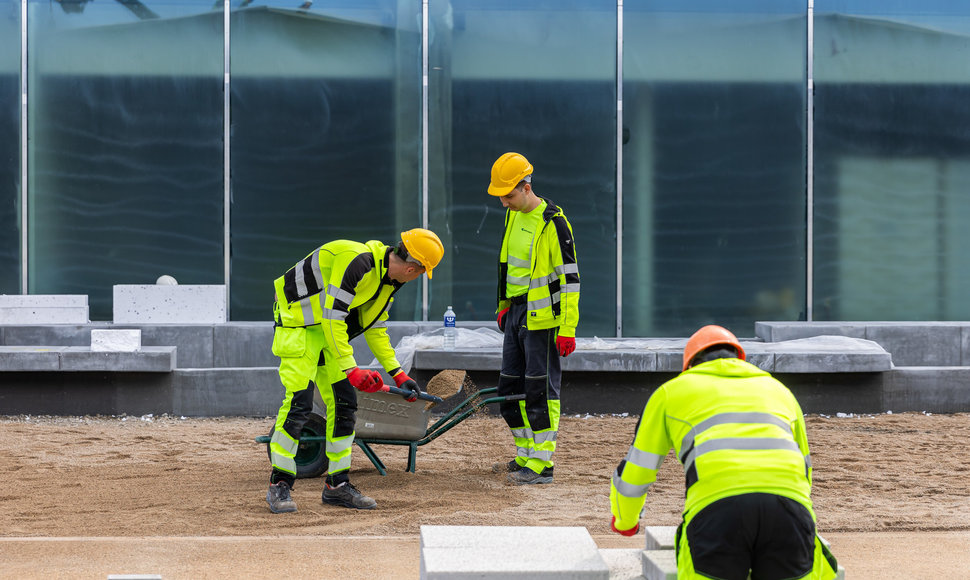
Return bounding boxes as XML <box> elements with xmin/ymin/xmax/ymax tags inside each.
<box><xmin>380</xmin><ymin>384</ymin><xmax>444</xmax><ymax>404</ymax></box>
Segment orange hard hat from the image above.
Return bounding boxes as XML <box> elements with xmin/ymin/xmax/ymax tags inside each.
<box><xmin>682</xmin><ymin>325</ymin><xmax>745</xmax><ymax>371</ymax></box>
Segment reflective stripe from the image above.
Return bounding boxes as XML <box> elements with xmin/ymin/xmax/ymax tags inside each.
<box><xmin>612</xmin><ymin>469</ymin><xmax>652</xmax><ymax>498</ymax></box>
<box><xmin>805</xmin><ymin>454</ymin><xmax>812</xmax><ymax>468</ymax></box>
<box><xmin>511</xmin><ymin>427</ymin><xmax>531</xmax><ymax>439</ymax></box>
<box><xmin>516</xmin><ymin>447</ymin><xmax>530</xmax><ymax>459</ymax></box>
<box><xmin>533</xmin><ymin>272</ymin><xmax>558</xmax><ymax>287</ymax></box>
<box><xmin>682</xmin><ymin>437</ymin><xmax>802</xmax><ymax>474</ymax></box>
<box><xmin>299</xmin><ymin>298</ymin><xmax>316</xmax><ymax>325</ymax></box>
<box><xmin>625</xmin><ymin>446</ymin><xmax>664</xmax><ymax>471</ymax></box>
<box><xmin>327</xmin><ymin>435</ymin><xmax>354</xmax><ymax>473</ymax></box>
<box><xmin>562</xmin><ymin>283</ymin><xmax>580</xmax><ymax>294</ymax></box>
<box><xmin>323</xmin><ymin>307</ymin><xmax>348</xmax><ymax>321</ymax></box>
<box><xmin>559</xmin><ymin>262</ymin><xmax>579</xmax><ymax>275</ymax></box>
<box><xmin>506</xmin><ymin>274</ymin><xmax>531</xmax><ymax>286</ymax></box>
<box><xmin>328</xmin><ymin>284</ymin><xmax>355</xmax><ymax>306</ymax></box>
<box><xmin>532</xmin><ymin>448</ymin><xmax>553</xmax><ymax>461</ymax></box>
<box><xmin>310</xmin><ymin>251</ymin><xmax>323</xmax><ymax>292</ymax></box>
<box><xmin>508</xmin><ymin>255</ymin><xmax>530</xmax><ymax>268</ymax></box>
<box><xmin>270</xmin><ymin>430</ymin><xmax>299</xmax><ymax>455</ymax></box>
<box><xmin>528</xmin><ymin>296</ymin><xmax>553</xmax><ymax>311</ymax></box>
<box><xmin>534</xmin><ymin>430</ymin><xmax>558</xmax><ymax>445</ymax></box>
<box><xmin>294</xmin><ymin>259</ymin><xmax>308</xmax><ymax>297</ymax></box>
<box><xmin>680</xmin><ymin>412</ymin><xmax>794</xmax><ymax>453</ymax></box>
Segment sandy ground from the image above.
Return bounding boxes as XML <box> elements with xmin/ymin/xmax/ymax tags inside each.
<box><xmin>1</xmin><ymin>408</ymin><xmax>969</xmax><ymax>579</ymax></box>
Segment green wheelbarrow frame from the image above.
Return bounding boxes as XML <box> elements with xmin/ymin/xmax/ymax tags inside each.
<box><xmin>256</xmin><ymin>387</ymin><xmax>524</xmax><ymax>476</ymax></box>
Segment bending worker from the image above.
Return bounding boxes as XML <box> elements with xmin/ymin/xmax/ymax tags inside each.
<box><xmin>265</xmin><ymin>228</ymin><xmax>444</xmax><ymax>513</ymax></box>
<box><xmin>609</xmin><ymin>325</ymin><xmax>839</xmax><ymax>580</ymax></box>
<box><xmin>487</xmin><ymin>152</ymin><xmax>580</xmax><ymax>485</ymax></box>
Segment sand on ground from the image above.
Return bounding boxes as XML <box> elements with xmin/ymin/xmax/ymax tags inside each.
<box><xmin>1</xmin><ymin>404</ymin><xmax>969</xmax><ymax>579</ymax></box>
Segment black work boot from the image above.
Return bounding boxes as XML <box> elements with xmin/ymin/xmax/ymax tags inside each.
<box><xmin>266</xmin><ymin>481</ymin><xmax>297</xmax><ymax>513</ymax></box>
<box><xmin>492</xmin><ymin>459</ymin><xmax>524</xmax><ymax>473</ymax></box>
<box><xmin>508</xmin><ymin>466</ymin><xmax>554</xmax><ymax>485</ymax></box>
<box><xmin>322</xmin><ymin>481</ymin><xmax>377</xmax><ymax>510</ymax></box>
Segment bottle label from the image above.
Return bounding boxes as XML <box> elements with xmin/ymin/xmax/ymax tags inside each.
<box><xmin>444</xmin><ymin>316</ymin><xmax>456</xmax><ymax>327</ymax></box>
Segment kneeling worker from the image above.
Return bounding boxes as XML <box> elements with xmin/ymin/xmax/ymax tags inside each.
<box><xmin>265</xmin><ymin>228</ymin><xmax>444</xmax><ymax>513</ymax></box>
<box><xmin>609</xmin><ymin>325</ymin><xmax>839</xmax><ymax>580</ymax></box>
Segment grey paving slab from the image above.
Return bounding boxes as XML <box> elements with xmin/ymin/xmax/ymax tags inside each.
<box><xmin>420</xmin><ymin>525</ymin><xmax>609</xmax><ymax>579</ymax></box>
<box><xmin>597</xmin><ymin>548</ymin><xmax>646</xmax><ymax>580</ymax></box>
<box><xmin>644</xmin><ymin>526</ymin><xmax>677</xmax><ymax>551</ymax></box>
<box><xmin>0</xmin><ymin>346</ymin><xmax>64</xmax><ymax>371</ymax></box>
<box><xmin>864</xmin><ymin>324</ymin><xmax>962</xmax><ymax>367</ymax></box>
<box><xmin>641</xmin><ymin>550</ymin><xmax>677</xmax><ymax>580</ymax></box>
<box><xmin>60</xmin><ymin>347</ymin><xmax>176</xmax><ymax>372</ymax></box>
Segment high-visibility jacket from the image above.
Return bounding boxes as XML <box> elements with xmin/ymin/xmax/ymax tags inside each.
<box><xmin>273</xmin><ymin>239</ymin><xmax>403</xmax><ymax>373</ymax></box>
<box><xmin>610</xmin><ymin>358</ymin><xmax>815</xmax><ymax>532</ymax></box>
<box><xmin>496</xmin><ymin>196</ymin><xmax>580</xmax><ymax>337</ymax></box>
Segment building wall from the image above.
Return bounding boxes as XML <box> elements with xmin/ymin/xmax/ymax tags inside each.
<box><xmin>2</xmin><ymin>0</ymin><xmax>969</xmax><ymax>337</ymax></box>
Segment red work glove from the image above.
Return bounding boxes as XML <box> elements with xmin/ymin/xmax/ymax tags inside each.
<box><xmin>346</xmin><ymin>367</ymin><xmax>383</xmax><ymax>393</ymax></box>
<box><xmin>497</xmin><ymin>308</ymin><xmax>509</xmax><ymax>332</ymax></box>
<box><xmin>611</xmin><ymin>516</ymin><xmax>640</xmax><ymax>537</ymax></box>
<box><xmin>556</xmin><ymin>335</ymin><xmax>576</xmax><ymax>357</ymax></box>
<box><xmin>393</xmin><ymin>371</ymin><xmax>421</xmax><ymax>402</ymax></box>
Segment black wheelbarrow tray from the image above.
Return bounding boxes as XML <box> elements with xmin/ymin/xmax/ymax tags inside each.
<box><xmin>255</xmin><ymin>386</ymin><xmax>523</xmax><ymax>477</ymax></box>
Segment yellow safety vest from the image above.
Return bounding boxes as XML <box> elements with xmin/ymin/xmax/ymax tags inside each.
<box><xmin>497</xmin><ymin>197</ymin><xmax>580</xmax><ymax>337</ymax></box>
<box><xmin>610</xmin><ymin>358</ymin><xmax>815</xmax><ymax>531</ymax></box>
<box><xmin>273</xmin><ymin>239</ymin><xmax>401</xmax><ymax>372</ymax></box>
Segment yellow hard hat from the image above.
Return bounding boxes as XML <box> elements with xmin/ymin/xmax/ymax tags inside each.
<box><xmin>400</xmin><ymin>228</ymin><xmax>444</xmax><ymax>279</ymax></box>
<box><xmin>488</xmin><ymin>152</ymin><xmax>533</xmax><ymax>197</ymax></box>
<box><xmin>682</xmin><ymin>325</ymin><xmax>746</xmax><ymax>371</ymax></box>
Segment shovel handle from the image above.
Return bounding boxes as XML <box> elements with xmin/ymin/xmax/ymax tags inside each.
<box><xmin>380</xmin><ymin>384</ymin><xmax>444</xmax><ymax>404</ymax></box>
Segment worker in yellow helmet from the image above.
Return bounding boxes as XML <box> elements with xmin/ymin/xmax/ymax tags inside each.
<box><xmin>487</xmin><ymin>152</ymin><xmax>580</xmax><ymax>485</ymax></box>
<box><xmin>265</xmin><ymin>228</ymin><xmax>444</xmax><ymax>513</ymax></box>
<box><xmin>609</xmin><ymin>325</ymin><xmax>839</xmax><ymax>580</ymax></box>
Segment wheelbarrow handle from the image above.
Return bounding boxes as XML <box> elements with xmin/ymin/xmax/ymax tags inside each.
<box><xmin>380</xmin><ymin>384</ymin><xmax>444</xmax><ymax>404</ymax></box>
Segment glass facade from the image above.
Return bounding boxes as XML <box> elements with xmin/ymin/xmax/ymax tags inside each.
<box><xmin>813</xmin><ymin>0</ymin><xmax>970</xmax><ymax>320</ymax></box>
<box><xmin>4</xmin><ymin>1</ymin><xmax>969</xmax><ymax>335</ymax></box>
<box><xmin>0</xmin><ymin>0</ymin><xmax>18</xmax><ymax>294</ymax></box>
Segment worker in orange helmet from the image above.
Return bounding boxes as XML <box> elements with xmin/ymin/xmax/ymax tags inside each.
<box><xmin>609</xmin><ymin>325</ymin><xmax>840</xmax><ymax>580</ymax></box>
<box><xmin>487</xmin><ymin>152</ymin><xmax>580</xmax><ymax>485</ymax></box>
<box><xmin>265</xmin><ymin>229</ymin><xmax>444</xmax><ymax>513</ymax></box>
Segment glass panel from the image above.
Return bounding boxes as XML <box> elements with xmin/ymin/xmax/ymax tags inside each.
<box><xmin>430</xmin><ymin>0</ymin><xmax>617</xmax><ymax>335</ymax></box>
<box><xmin>26</xmin><ymin>0</ymin><xmax>224</xmax><ymax>320</ymax></box>
<box><xmin>0</xmin><ymin>0</ymin><xmax>19</xmax><ymax>293</ymax></box>
<box><xmin>623</xmin><ymin>0</ymin><xmax>807</xmax><ymax>337</ymax></box>
<box><xmin>814</xmin><ymin>1</ymin><xmax>970</xmax><ymax>320</ymax></box>
<box><xmin>229</xmin><ymin>0</ymin><xmax>422</xmax><ymax>321</ymax></box>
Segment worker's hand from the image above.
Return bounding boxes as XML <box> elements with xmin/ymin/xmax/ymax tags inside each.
<box><xmin>347</xmin><ymin>367</ymin><xmax>383</xmax><ymax>393</ymax></box>
<box><xmin>610</xmin><ymin>516</ymin><xmax>640</xmax><ymax>537</ymax></box>
<box><xmin>393</xmin><ymin>371</ymin><xmax>421</xmax><ymax>402</ymax></box>
<box><xmin>556</xmin><ymin>335</ymin><xmax>576</xmax><ymax>357</ymax></box>
<box><xmin>497</xmin><ymin>308</ymin><xmax>509</xmax><ymax>332</ymax></box>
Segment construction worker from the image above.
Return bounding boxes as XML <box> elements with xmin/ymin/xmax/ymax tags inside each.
<box><xmin>487</xmin><ymin>152</ymin><xmax>580</xmax><ymax>485</ymax></box>
<box><xmin>609</xmin><ymin>325</ymin><xmax>839</xmax><ymax>580</ymax></box>
<box><xmin>265</xmin><ymin>228</ymin><xmax>444</xmax><ymax>513</ymax></box>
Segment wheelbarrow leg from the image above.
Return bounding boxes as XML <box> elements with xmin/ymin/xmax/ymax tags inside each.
<box><xmin>355</xmin><ymin>440</ymin><xmax>387</xmax><ymax>476</ymax></box>
<box><xmin>407</xmin><ymin>443</ymin><xmax>418</xmax><ymax>473</ymax></box>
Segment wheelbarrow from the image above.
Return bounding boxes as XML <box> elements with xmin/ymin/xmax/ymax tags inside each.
<box><xmin>256</xmin><ymin>384</ymin><xmax>524</xmax><ymax>477</ymax></box>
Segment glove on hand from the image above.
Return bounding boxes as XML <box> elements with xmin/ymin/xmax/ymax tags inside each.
<box><xmin>610</xmin><ymin>516</ymin><xmax>640</xmax><ymax>537</ymax></box>
<box><xmin>347</xmin><ymin>367</ymin><xmax>383</xmax><ymax>393</ymax></box>
<box><xmin>497</xmin><ymin>308</ymin><xmax>509</xmax><ymax>332</ymax></box>
<box><xmin>393</xmin><ymin>371</ymin><xmax>421</xmax><ymax>402</ymax></box>
<box><xmin>556</xmin><ymin>335</ymin><xmax>576</xmax><ymax>357</ymax></box>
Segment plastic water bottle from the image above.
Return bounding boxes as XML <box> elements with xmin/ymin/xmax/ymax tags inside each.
<box><xmin>443</xmin><ymin>305</ymin><xmax>457</xmax><ymax>351</ymax></box>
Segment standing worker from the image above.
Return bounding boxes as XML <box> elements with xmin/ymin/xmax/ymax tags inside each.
<box><xmin>609</xmin><ymin>325</ymin><xmax>839</xmax><ymax>580</ymax></box>
<box><xmin>487</xmin><ymin>152</ymin><xmax>580</xmax><ymax>485</ymax></box>
<box><xmin>265</xmin><ymin>228</ymin><xmax>444</xmax><ymax>513</ymax></box>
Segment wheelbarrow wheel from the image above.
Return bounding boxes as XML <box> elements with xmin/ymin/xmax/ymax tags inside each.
<box><xmin>265</xmin><ymin>413</ymin><xmax>329</xmax><ymax>479</ymax></box>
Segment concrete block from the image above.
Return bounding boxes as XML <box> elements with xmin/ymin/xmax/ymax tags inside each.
<box><xmin>91</xmin><ymin>329</ymin><xmax>142</xmax><ymax>352</ymax></box>
<box><xmin>60</xmin><ymin>346</ymin><xmax>176</xmax><ymax>372</ymax></box>
<box><xmin>113</xmin><ymin>285</ymin><xmax>226</xmax><ymax>324</ymax></box>
<box><xmin>597</xmin><ymin>548</ymin><xmax>646</xmax><ymax>580</ymax></box>
<box><xmin>865</xmin><ymin>323</ymin><xmax>962</xmax><ymax>367</ymax></box>
<box><xmin>884</xmin><ymin>366</ymin><xmax>970</xmax><ymax>413</ymax></box>
<box><xmin>644</xmin><ymin>526</ymin><xmax>677</xmax><ymax>550</ymax></box>
<box><xmin>641</xmin><ymin>550</ymin><xmax>677</xmax><ymax>580</ymax></box>
<box><xmin>754</xmin><ymin>322</ymin><xmax>866</xmax><ymax>342</ymax></box>
<box><xmin>0</xmin><ymin>295</ymin><xmax>90</xmax><ymax>324</ymax></box>
<box><xmin>420</xmin><ymin>525</ymin><xmax>609</xmax><ymax>579</ymax></box>
<box><xmin>0</xmin><ymin>346</ymin><xmax>64</xmax><ymax>371</ymax></box>
<box><xmin>213</xmin><ymin>322</ymin><xmax>276</xmax><ymax>367</ymax></box>
<box><xmin>755</xmin><ymin>336</ymin><xmax>892</xmax><ymax>373</ymax></box>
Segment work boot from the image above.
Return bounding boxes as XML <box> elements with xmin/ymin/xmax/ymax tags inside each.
<box><xmin>266</xmin><ymin>481</ymin><xmax>297</xmax><ymax>513</ymax></box>
<box><xmin>322</xmin><ymin>481</ymin><xmax>377</xmax><ymax>510</ymax></box>
<box><xmin>492</xmin><ymin>459</ymin><xmax>523</xmax><ymax>473</ymax></box>
<box><xmin>508</xmin><ymin>466</ymin><xmax>554</xmax><ymax>485</ymax></box>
